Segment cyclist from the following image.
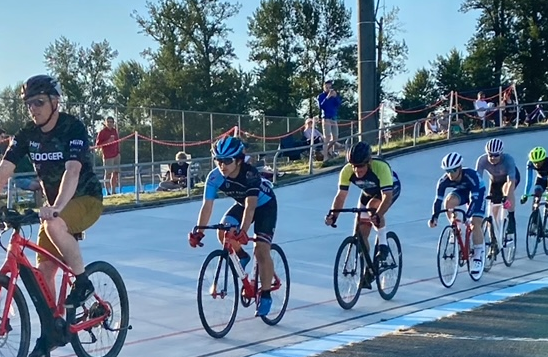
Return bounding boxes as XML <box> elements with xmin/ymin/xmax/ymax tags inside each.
<box><xmin>521</xmin><ymin>146</ymin><xmax>548</xmax><ymax>204</ymax></box>
<box><xmin>475</xmin><ymin>138</ymin><xmax>520</xmax><ymax>235</ymax></box>
<box><xmin>324</xmin><ymin>141</ymin><xmax>401</xmax><ymax>289</ymax></box>
<box><xmin>188</xmin><ymin>136</ymin><xmax>277</xmax><ymax>317</ymax></box>
<box><xmin>428</xmin><ymin>152</ymin><xmax>486</xmax><ymax>276</ymax></box>
<box><xmin>0</xmin><ymin>75</ymin><xmax>103</xmax><ymax>357</ymax></box>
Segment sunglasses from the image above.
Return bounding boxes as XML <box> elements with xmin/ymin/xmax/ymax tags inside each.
<box><xmin>352</xmin><ymin>163</ymin><xmax>368</xmax><ymax>169</ymax></box>
<box><xmin>445</xmin><ymin>167</ymin><xmax>459</xmax><ymax>174</ymax></box>
<box><xmin>25</xmin><ymin>98</ymin><xmax>46</xmax><ymax>108</ymax></box>
<box><xmin>215</xmin><ymin>157</ymin><xmax>235</xmax><ymax>166</ymax></box>
<box><xmin>488</xmin><ymin>153</ymin><xmax>501</xmax><ymax>158</ymax></box>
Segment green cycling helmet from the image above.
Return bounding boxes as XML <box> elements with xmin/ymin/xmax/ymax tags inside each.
<box><xmin>529</xmin><ymin>146</ymin><xmax>547</xmax><ymax>163</ymax></box>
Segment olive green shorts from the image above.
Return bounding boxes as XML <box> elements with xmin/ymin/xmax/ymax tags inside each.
<box><xmin>36</xmin><ymin>196</ymin><xmax>103</xmax><ymax>264</ymax></box>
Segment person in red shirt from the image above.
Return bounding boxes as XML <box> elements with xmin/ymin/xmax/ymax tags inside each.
<box><xmin>95</xmin><ymin>116</ymin><xmax>120</xmax><ymax>194</ymax></box>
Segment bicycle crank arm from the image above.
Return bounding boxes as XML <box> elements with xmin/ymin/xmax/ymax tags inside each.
<box><xmin>104</xmin><ymin>323</ymin><xmax>133</xmax><ymax>332</ymax></box>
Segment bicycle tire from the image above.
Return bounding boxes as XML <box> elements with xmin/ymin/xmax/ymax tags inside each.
<box><xmin>436</xmin><ymin>225</ymin><xmax>460</xmax><ymax>288</ymax></box>
<box><xmin>483</xmin><ymin>218</ymin><xmax>495</xmax><ymax>273</ymax></box>
<box><xmin>526</xmin><ymin>210</ymin><xmax>541</xmax><ymax>259</ymax></box>
<box><xmin>501</xmin><ymin>218</ymin><xmax>516</xmax><ymax>267</ymax></box>
<box><xmin>197</xmin><ymin>249</ymin><xmax>238</xmax><ymax>338</ymax></box>
<box><xmin>0</xmin><ymin>275</ymin><xmax>31</xmax><ymax>357</ymax></box>
<box><xmin>261</xmin><ymin>244</ymin><xmax>290</xmax><ymax>326</ymax></box>
<box><xmin>375</xmin><ymin>231</ymin><xmax>402</xmax><ymax>300</ymax></box>
<box><xmin>542</xmin><ymin>213</ymin><xmax>548</xmax><ymax>256</ymax></box>
<box><xmin>333</xmin><ymin>236</ymin><xmax>364</xmax><ymax>310</ymax></box>
<box><xmin>69</xmin><ymin>261</ymin><xmax>131</xmax><ymax>357</ymax></box>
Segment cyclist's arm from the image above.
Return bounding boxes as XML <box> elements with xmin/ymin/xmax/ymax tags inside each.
<box><xmin>375</xmin><ymin>162</ymin><xmax>394</xmax><ymax>217</ymax></box>
<box><xmin>432</xmin><ymin>176</ymin><xmax>447</xmax><ymax>218</ymax></box>
<box><xmin>523</xmin><ymin>161</ymin><xmax>534</xmax><ymax>196</ymax></box>
<box><xmin>331</xmin><ymin>165</ymin><xmax>352</xmax><ymax>217</ymax></box>
<box><xmin>196</xmin><ymin>200</ymin><xmax>214</xmax><ymax>233</ymax></box>
<box><xmin>54</xmin><ymin>123</ymin><xmax>88</xmax><ymax>211</ymax></box>
<box><xmin>1</xmin><ymin>132</ymin><xmax>28</xmax><ymax>190</ymax></box>
<box><xmin>464</xmin><ymin>170</ymin><xmax>485</xmax><ymax>218</ymax></box>
<box><xmin>475</xmin><ymin>155</ymin><xmax>485</xmax><ymax>178</ymax></box>
<box><xmin>0</xmin><ymin>160</ymin><xmax>16</xmax><ymax>192</ymax></box>
<box><xmin>196</xmin><ymin>170</ymin><xmax>222</xmax><ymax>232</ymax></box>
<box><xmin>504</xmin><ymin>155</ymin><xmax>517</xmax><ymax>183</ymax></box>
<box><xmin>241</xmin><ymin>169</ymin><xmax>262</xmax><ymax>233</ymax></box>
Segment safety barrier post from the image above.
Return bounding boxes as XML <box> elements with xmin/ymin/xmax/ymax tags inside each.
<box><xmin>513</xmin><ymin>83</ymin><xmax>520</xmax><ymax>129</ymax></box>
<box><xmin>499</xmin><ymin>86</ymin><xmax>504</xmax><ymax>128</ymax></box>
<box><xmin>134</xmin><ymin>131</ymin><xmax>140</xmax><ymax>204</ymax></box>
<box><xmin>447</xmin><ymin>91</ymin><xmax>454</xmax><ymax>140</ymax></box>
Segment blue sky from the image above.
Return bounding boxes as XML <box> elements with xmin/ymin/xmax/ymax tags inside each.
<box><xmin>0</xmin><ymin>0</ymin><xmax>479</xmax><ymax>94</ymax></box>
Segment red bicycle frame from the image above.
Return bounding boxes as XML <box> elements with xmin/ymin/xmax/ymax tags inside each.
<box><xmin>0</xmin><ymin>228</ymin><xmax>111</xmax><ymax>336</ymax></box>
<box><xmin>451</xmin><ymin>215</ymin><xmax>472</xmax><ymax>260</ymax></box>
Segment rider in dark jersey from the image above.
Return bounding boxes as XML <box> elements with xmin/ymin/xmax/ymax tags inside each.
<box><xmin>521</xmin><ymin>146</ymin><xmax>548</xmax><ymax>204</ymax></box>
<box><xmin>0</xmin><ymin>75</ymin><xmax>103</xmax><ymax>357</ymax></box>
<box><xmin>188</xmin><ymin>136</ymin><xmax>276</xmax><ymax>317</ymax></box>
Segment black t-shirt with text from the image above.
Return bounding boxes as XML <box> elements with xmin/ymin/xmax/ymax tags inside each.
<box><xmin>170</xmin><ymin>162</ymin><xmax>189</xmax><ymax>178</ymax></box>
<box><xmin>4</xmin><ymin>113</ymin><xmax>103</xmax><ymax>205</ymax></box>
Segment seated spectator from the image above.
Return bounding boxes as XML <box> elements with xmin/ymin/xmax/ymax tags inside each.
<box><xmin>302</xmin><ymin>117</ymin><xmax>324</xmax><ymax>161</ymax></box>
<box><xmin>438</xmin><ymin>109</ymin><xmax>468</xmax><ymax>134</ymax></box>
<box><xmin>424</xmin><ymin>113</ymin><xmax>439</xmax><ymax>135</ymax></box>
<box><xmin>157</xmin><ymin>151</ymin><xmax>193</xmax><ymax>191</ymax></box>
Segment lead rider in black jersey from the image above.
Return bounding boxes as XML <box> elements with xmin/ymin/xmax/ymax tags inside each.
<box><xmin>0</xmin><ymin>75</ymin><xmax>104</xmax><ymax>357</ymax></box>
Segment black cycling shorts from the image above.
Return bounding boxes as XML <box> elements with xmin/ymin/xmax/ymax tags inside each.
<box><xmin>221</xmin><ymin>198</ymin><xmax>277</xmax><ymax>244</ymax></box>
<box><xmin>359</xmin><ymin>179</ymin><xmax>401</xmax><ymax>207</ymax></box>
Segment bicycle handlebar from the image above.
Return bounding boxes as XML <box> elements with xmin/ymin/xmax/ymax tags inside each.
<box><xmin>328</xmin><ymin>207</ymin><xmax>377</xmax><ymax>228</ymax></box>
<box><xmin>192</xmin><ymin>223</ymin><xmax>239</xmax><ymax>234</ymax></box>
<box><xmin>432</xmin><ymin>208</ymin><xmax>467</xmax><ymax>221</ymax></box>
<box><xmin>0</xmin><ymin>208</ymin><xmax>40</xmax><ymax>231</ymax></box>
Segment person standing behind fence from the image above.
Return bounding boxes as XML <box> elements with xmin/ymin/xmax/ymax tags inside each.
<box><xmin>317</xmin><ymin>80</ymin><xmax>342</xmax><ymax>159</ymax></box>
<box><xmin>95</xmin><ymin>116</ymin><xmax>120</xmax><ymax>195</ymax></box>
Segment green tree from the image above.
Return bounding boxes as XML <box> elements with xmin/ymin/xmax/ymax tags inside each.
<box><xmin>395</xmin><ymin>68</ymin><xmax>438</xmax><ymax>123</ymax></box>
<box><xmin>431</xmin><ymin>48</ymin><xmax>472</xmax><ymax>96</ymax></box>
<box><xmin>0</xmin><ymin>85</ymin><xmax>26</xmax><ymax>134</ymax></box>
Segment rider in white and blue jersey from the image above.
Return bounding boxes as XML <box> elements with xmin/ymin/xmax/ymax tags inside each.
<box><xmin>475</xmin><ymin>138</ymin><xmax>520</xmax><ymax>234</ymax></box>
<box><xmin>428</xmin><ymin>152</ymin><xmax>486</xmax><ymax>276</ymax></box>
<box><xmin>188</xmin><ymin>136</ymin><xmax>276</xmax><ymax>317</ymax></box>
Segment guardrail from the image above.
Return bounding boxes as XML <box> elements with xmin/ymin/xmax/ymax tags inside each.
<box><xmin>4</xmin><ymin>100</ymin><xmax>545</xmax><ymax>208</ymax></box>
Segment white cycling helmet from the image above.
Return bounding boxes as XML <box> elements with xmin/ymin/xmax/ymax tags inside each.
<box><xmin>485</xmin><ymin>138</ymin><xmax>504</xmax><ymax>154</ymax></box>
<box><xmin>441</xmin><ymin>152</ymin><xmax>463</xmax><ymax>170</ymax></box>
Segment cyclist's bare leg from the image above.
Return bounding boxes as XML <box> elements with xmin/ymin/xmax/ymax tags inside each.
<box><xmin>503</xmin><ymin>180</ymin><xmax>516</xmax><ymax>212</ymax></box>
<box><xmin>37</xmin><ymin>260</ymin><xmax>58</xmax><ymax>300</ymax></box>
<box><xmin>43</xmin><ymin>218</ymin><xmax>85</xmax><ymax>275</ymax></box>
<box><xmin>443</xmin><ymin>194</ymin><xmax>460</xmax><ymax>222</ymax></box>
<box><xmin>354</xmin><ymin>212</ymin><xmax>372</xmax><ymax>253</ymax></box>
<box><xmin>254</xmin><ymin>241</ymin><xmax>274</xmax><ymax>290</ymax></box>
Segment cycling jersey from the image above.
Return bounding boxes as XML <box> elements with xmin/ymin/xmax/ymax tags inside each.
<box><xmin>475</xmin><ymin>153</ymin><xmax>519</xmax><ymax>182</ymax></box>
<box><xmin>204</xmin><ymin>163</ymin><xmax>275</xmax><ymax>206</ymax></box>
<box><xmin>338</xmin><ymin>158</ymin><xmax>397</xmax><ymax>196</ymax></box>
<box><xmin>523</xmin><ymin>159</ymin><xmax>548</xmax><ymax>195</ymax></box>
<box><xmin>3</xmin><ymin>113</ymin><xmax>103</xmax><ymax>205</ymax></box>
<box><xmin>432</xmin><ymin>167</ymin><xmax>486</xmax><ymax>218</ymax></box>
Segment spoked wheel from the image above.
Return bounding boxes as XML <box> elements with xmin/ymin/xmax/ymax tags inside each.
<box><xmin>483</xmin><ymin>218</ymin><xmax>496</xmax><ymax>273</ymax></box>
<box><xmin>542</xmin><ymin>215</ymin><xmax>548</xmax><ymax>256</ymax></box>
<box><xmin>333</xmin><ymin>236</ymin><xmax>364</xmax><ymax>310</ymax></box>
<box><xmin>526</xmin><ymin>211</ymin><xmax>541</xmax><ymax>259</ymax></box>
<box><xmin>197</xmin><ymin>250</ymin><xmax>238</xmax><ymax>339</ymax></box>
<box><xmin>501</xmin><ymin>218</ymin><xmax>516</xmax><ymax>267</ymax></box>
<box><xmin>374</xmin><ymin>232</ymin><xmax>402</xmax><ymax>300</ymax></box>
<box><xmin>437</xmin><ymin>225</ymin><xmax>459</xmax><ymax>288</ymax></box>
<box><xmin>260</xmin><ymin>244</ymin><xmax>290</xmax><ymax>326</ymax></box>
<box><xmin>0</xmin><ymin>275</ymin><xmax>31</xmax><ymax>357</ymax></box>
<box><xmin>68</xmin><ymin>261</ymin><xmax>131</xmax><ymax>357</ymax></box>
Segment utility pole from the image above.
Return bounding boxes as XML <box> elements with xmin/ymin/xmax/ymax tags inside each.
<box><xmin>357</xmin><ymin>0</ymin><xmax>377</xmax><ymax>141</ymax></box>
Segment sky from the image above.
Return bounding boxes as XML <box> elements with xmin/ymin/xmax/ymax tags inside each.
<box><xmin>0</xmin><ymin>0</ymin><xmax>479</xmax><ymax>95</ymax></box>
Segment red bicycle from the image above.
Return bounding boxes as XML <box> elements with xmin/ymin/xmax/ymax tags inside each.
<box><xmin>192</xmin><ymin>224</ymin><xmax>290</xmax><ymax>338</ymax></box>
<box><xmin>435</xmin><ymin>208</ymin><xmax>486</xmax><ymax>288</ymax></box>
<box><xmin>0</xmin><ymin>208</ymin><xmax>131</xmax><ymax>357</ymax></box>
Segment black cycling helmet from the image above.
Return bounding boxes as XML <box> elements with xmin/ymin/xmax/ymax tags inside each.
<box><xmin>346</xmin><ymin>141</ymin><xmax>372</xmax><ymax>165</ymax></box>
<box><xmin>21</xmin><ymin>75</ymin><xmax>62</xmax><ymax>101</ymax></box>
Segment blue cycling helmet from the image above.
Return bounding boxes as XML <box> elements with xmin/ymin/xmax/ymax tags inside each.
<box><xmin>212</xmin><ymin>136</ymin><xmax>245</xmax><ymax>159</ymax></box>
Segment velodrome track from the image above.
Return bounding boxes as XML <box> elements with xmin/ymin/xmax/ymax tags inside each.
<box><xmin>30</xmin><ymin>129</ymin><xmax>548</xmax><ymax>357</ymax></box>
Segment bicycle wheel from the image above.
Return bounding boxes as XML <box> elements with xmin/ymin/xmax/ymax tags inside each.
<box><xmin>542</xmin><ymin>214</ymin><xmax>548</xmax><ymax>256</ymax></box>
<box><xmin>375</xmin><ymin>232</ymin><xmax>402</xmax><ymax>300</ymax></box>
<box><xmin>482</xmin><ymin>218</ymin><xmax>495</xmax><ymax>273</ymax></box>
<box><xmin>526</xmin><ymin>210</ymin><xmax>541</xmax><ymax>259</ymax></box>
<box><xmin>501</xmin><ymin>217</ymin><xmax>516</xmax><ymax>267</ymax></box>
<box><xmin>333</xmin><ymin>236</ymin><xmax>364</xmax><ymax>310</ymax></box>
<box><xmin>261</xmin><ymin>244</ymin><xmax>290</xmax><ymax>326</ymax></box>
<box><xmin>197</xmin><ymin>249</ymin><xmax>238</xmax><ymax>338</ymax></box>
<box><xmin>0</xmin><ymin>275</ymin><xmax>31</xmax><ymax>357</ymax></box>
<box><xmin>437</xmin><ymin>225</ymin><xmax>460</xmax><ymax>288</ymax></box>
<box><xmin>69</xmin><ymin>261</ymin><xmax>131</xmax><ymax>357</ymax></box>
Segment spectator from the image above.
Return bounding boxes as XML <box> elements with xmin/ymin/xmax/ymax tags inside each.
<box><xmin>302</xmin><ymin>117</ymin><xmax>324</xmax><ymax>161</ymax></box>
<box><xmin>438</xmin><ymin>109</ymin><xmax>467</xmax><ymax>134</ymax></box>
<box><xmin>96</xmin><ymin>116</ymin><xmax>120</xmax><ymax>195</ymax></box>
<box><xmin>501</xmin><ymin>90</ymin><xmax>517</xmax><ymax>125</ymax></box>
<box><xmin>157</xmin><ymin>151</ymin><xmax>192</xmax><ymax>191</ymax></box>
<box><xmin>474</xmin><ymin>91</ymin><xmax>499</xmax><ymax>127</ymax></box>
<box><xmin>0</xmin><ymin>128</ymin><xmax>9</xmax><ymax>155</ymax></box>
<box><xmin>317</xmin><ymin>80</ymin><xmax>342</xmax><ymax>159</ymax></box>
<box><xmin>424</xmin><ymin>113</ymin><xmax>440</xmax><ymax>135</ymax></box>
